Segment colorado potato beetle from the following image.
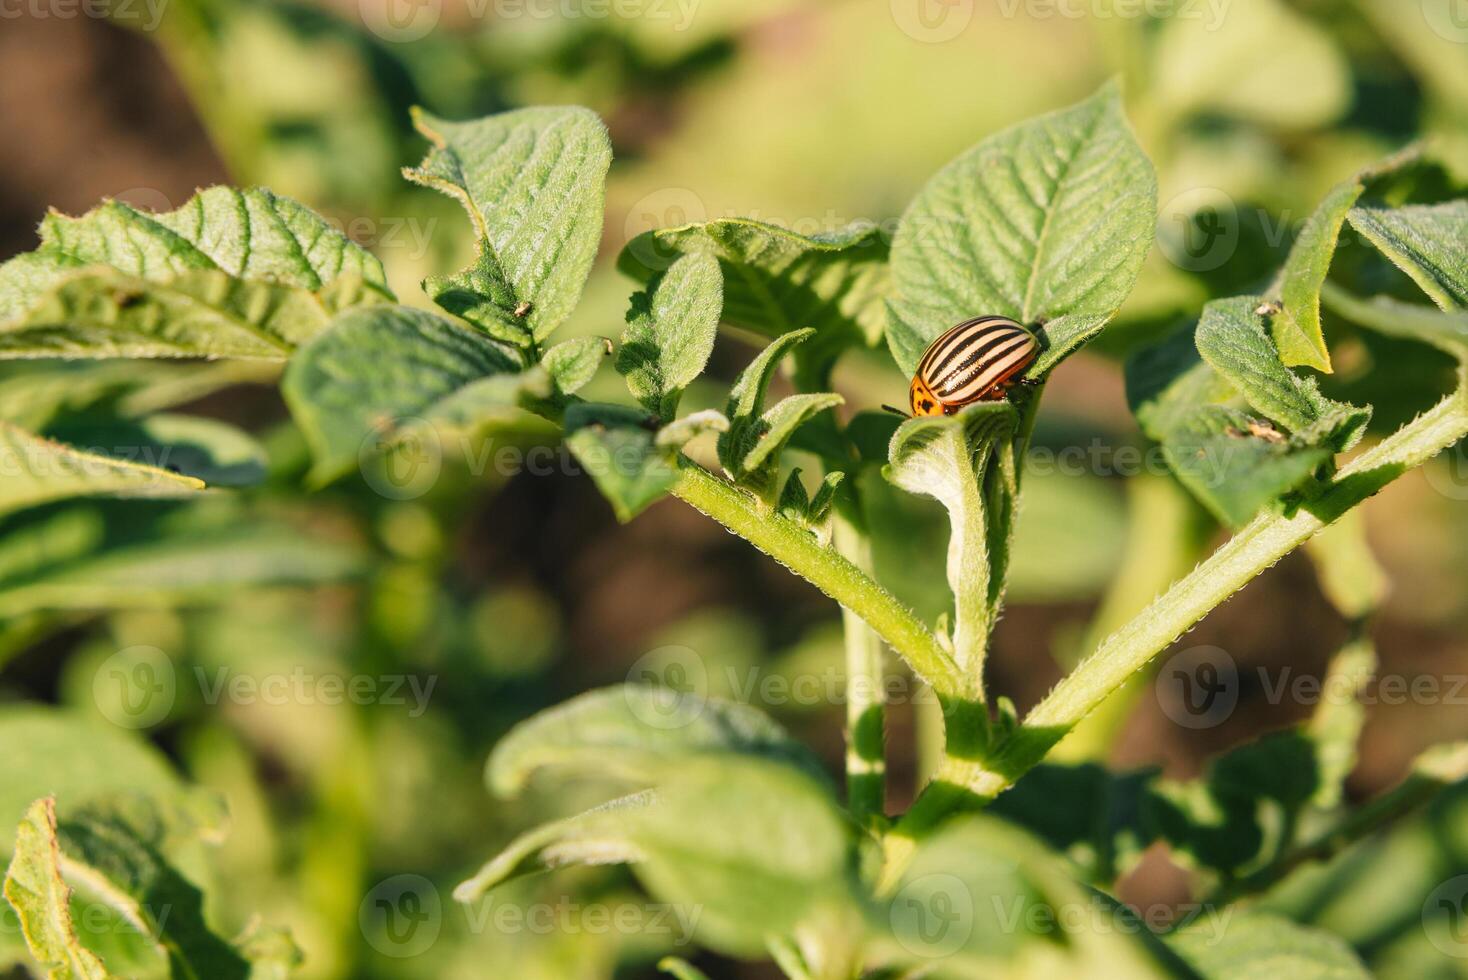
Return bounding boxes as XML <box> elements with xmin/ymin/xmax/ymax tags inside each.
<box><xmin>904</xmin><ymin>315</ymin><xmax>1039</xmax><ymax>417</ymax></box>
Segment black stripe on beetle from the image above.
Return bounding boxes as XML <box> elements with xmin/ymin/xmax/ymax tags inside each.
<box><xmin>908</xmin><ymin>316</ymin><xmax>1038</xmax><ymax>417</ymax></box>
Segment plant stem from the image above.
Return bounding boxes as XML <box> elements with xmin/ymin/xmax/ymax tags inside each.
<box><xmin>832</xmin><ymin>499</ymin><xmax>887</xmax><ymax>829</ymax></box>
<box><xmin>670</xmin><ymin>462</ymin><xmax>962</xmax><ymax>696</ymax></box>
<box><xmin>892</xmin><ymin>377</ymin><xmax>1468</xmax><ymax>841</ymax></box>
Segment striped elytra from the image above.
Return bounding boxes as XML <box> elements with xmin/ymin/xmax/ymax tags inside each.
<box><xmin>908</xmin><ymin>316</ymin><xmax>1039</xmax><ymax>417</ymax></box>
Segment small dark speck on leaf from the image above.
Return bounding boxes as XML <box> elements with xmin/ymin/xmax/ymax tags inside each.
<box><xmin>514</xmin><ymin>301</ymin><xmax>533</xmax><ymax>318</ymax></box>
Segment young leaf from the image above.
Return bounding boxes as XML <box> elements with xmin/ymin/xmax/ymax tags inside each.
<box><xmin>281</xmin><ymin>305</ymin><xmax>524</xmax><ymax>484</ymax></box>
<box><xmin>486</xmin><ymin>685</ymin><xmax>826</xmax><ymax>797</ymax></box>
<box><xmin>1195</xmin><ymin>296</ymin><xmax>1368</xmax><ymax>446</ymax></box>
<box><xmin>887</xmin><ymin>80</ymin><xmax>1156</xmax><ymax>377</ymax></box>
<box><xmin>1265</xmin><ymin>146</ymin><xmax>1422</xmax><ymax>372</ymax></box>
<box><xmin>1167</xmin><ymin>913</ymin><xmax>1370</xmax><ymax>980</ymax></box>
<box><xmin>620</xmin><ymin>218</ymin><xmax>889</xmax><ymax>386</ymax></box>
<box><xmin>654</xmin><ymin>409</ymin><xmax>729</xmax><ymax>451</ymax></box>
<box><xmin>0</xmin><ymin>423</ymin><xmax>204</xmax><ymax>518</ymax></box>
<box><xmin>564</xmin><ymin>403</ymin><xmax>679</xmax><ymax>522</ymax></box>
<box><xmin>617</xmin><ymin>252</ymin><xmax>724</xmax><ymax>419</ymax></box>
<box><xmin>716</xmin><ymin>330</ymin><xmax>842</xmax><ymax>493</ymax></box>
<box><xmin>0</xmin><ymin>188</ymin><xmax>390</xmax><ymax>359</ymax></box>
<box><xmin>741</xmin><ymin>393</ymin><xmax>845</xmax><ymax>475</ymax></box>
<box><xmin>403</xmin><ymin>107</ymin><xmax>612</xmax><ymax>348</ymax></box>
<box><xmin>1347</xmin><ymin>201</ymin><xmax>1468</xmax><ymax>311</ymax></box>
<box><xmin>3</xmin><ymin>798</ymin><xmax>110</xmax><ymax>980</ymax></box>
<box><xmin>541</xmin><ymin>336</ymin><xmax>611</xmax><ymax>398</ymax></box>
<box><xmin>807</xmin><ymin>471</ymin><xmax>845</xmax><ymax>527</ymax></box>
<box><xmin>885</xmin><ymin>402</ymin><xmax>1018</xmax><ymax>670</ymax></box>
<box><xmin>777</xmin><ymin>467</ymin><xmax>812</xmax><ymax>523</ymax></box>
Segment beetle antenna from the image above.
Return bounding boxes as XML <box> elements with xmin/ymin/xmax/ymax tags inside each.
<box><xmin>881</xmin><ymin>404</ymin><xmax>910</xmax><ymax>418</ymax></box>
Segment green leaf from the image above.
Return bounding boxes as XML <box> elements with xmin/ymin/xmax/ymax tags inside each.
<box><xmin>1265</xmin><ymin>147</ymin><xmax>1423</xmax><ymax>372</ymax></box>
<box><xmin>1195</xmin><ymin>297</ymin><xmax>1368</xmax><ymax>445</ymax></box>
<box><xmin>616</xmin><ymin>252</ymin><xmax>724</xmax><ymax>419</ymax></box>
<box><xmin>1152</xmin><ymin>0</ymin><xmax>1350</xmax><ymax>129</ymax></box>
<box><xmin>3</xmin><ymin>798</ymin><xmax>111</xmax><ymax>980</ymax></box>
<box><xmin>885</xmin><ymin>402</ymin><xmax>1017</xmax><ymax>669</ymax></box>
<box><xmin>0</xmin><ymin>708</ymin><xmax>187</xmax><ymax>858</ymax></box>
<box><xmin>55</xmin><ymin>803</ymin><xmax>254</xmax><ymax>978</ymax></box>
<box><xmin>462</xmin><ymin>757</ymin><xmax>856</xmax><ymax>957</ymax></box>
<box><xmin>1347</xmin><ymin>202</ymin><xmax>1468</xmax><ymax>312</ymax></box>
<box><xmin>1306</xmin><ymin>639</ymin><xmax>1376</xmax><ymax>809</ymax></box>
<box><xmin>717</xmin><ymin>330</ymin><xmax>842</xmax><ymax>493</ymax></box>
<box><xmin>874</xmin><ymin>815</ymin><xmax>1178</xmax><ymax>977</ymax></box>
<box><xmin>404</xmin><ymin>106</ymin><xmax>612</xmax><ymax>348</ymax></box>
<box><xmin>486</xmin><ymin>685</ymin><xmax>826</xmax><ymax>797</ymax></box>
<box><xmin>742</xmin><ymin>393</ymin><xmax>845</xmax><ymax>475</ymax></box>
<box><xmin>541</xmin><ymin>336</ymin><xmax>610</xmax><ymax>398</ymax></box>
<box><xmin>43</xmin><ymin>415</ymin><xmax>268</xmax><ymax>489</ymax></box>
<box><xmin>887</xmin><ymin>80</ymin><xmax>1156</xmax><ymax>377</ymax></box>
<box><xmin>1146</xmin><ymin>729</ymin><xmax>1323</xmax><ymax>874</ymax></box>
<box><xmin>0</xmin><ymin>504</ymin><xmax>362</xmax><ymax>619</ymax></box>
<box><xmin>0</xmin><ymin>188</ymin><xmax>390</xmax><ymax>359</ymax></box>
<box><xmin>454</xmin><ymin>792</ymin><xmax>654</xmax><ymax>901</ymax></box>
<box><xmin>281</xmin><ymin>305</ymin><xmax>526</xmax><ymax>484</ymax></box>
<box><xmin>0</xmin><ymin>423</ymin><xmax>203</xmax><ymax>518</ymax></box>
<box><xmin>620</xmin><ymin>218</ymin><xmax>889</xmax><ymax>386</ymax></box>
<box><xmin>564</xmin><ymin>403</ymin><xmax>679</xmax><ymax>522</ymax></box>
<box><xmin>654</xmin><ymin>409</ymin><xmax>729</xmax><ymax>451</ymax></box>
<box><xmin>615</xmin><ymin>757</ymin><xmax>856</xmax><ymax>957</ymax></box>
<box><xmin>1167</xmin><ymin>913</ymin><xmax>1370</xmax><ymax>980</ymax></box>
<box><xmin>657</xmin><ymin>957</ymin><xmax>712</xmax><ymax>980</ymax></box>
<box><xmin>1128</xmin><ymin>305</ymin><xmax>1369</xmax><ymax>528</ymax></box>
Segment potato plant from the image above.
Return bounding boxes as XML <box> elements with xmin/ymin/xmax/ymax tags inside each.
<box><xmin>0</xmin><ymin>78</ymin><xmax>1466</xmax><ymax>979</ymax></box>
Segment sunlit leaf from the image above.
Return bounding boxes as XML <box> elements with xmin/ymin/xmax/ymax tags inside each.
<box><xmin>404</xmin><ymin>107</ymin><xmax>611</xmax><ymax>348</ymax></box>
<box><xmin>887</xmin><ymin>80</ymin><xmax>1155</xmax><ymax>377</ymax></box>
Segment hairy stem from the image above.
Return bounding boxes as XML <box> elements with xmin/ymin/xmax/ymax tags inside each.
<box><xmin>832</xmin><ymin>501</ymin><xmax>888</xmax><ymax>829</ymax></box>
<box><xmin>671</xmin><ymin>462</ymin><xmax>962</xmax><ymax>696</ymax></box>
<box><xmin>893</xmin><ymin>376</ymin><xmax>1468</xmax><ymax>844</ymax></box>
